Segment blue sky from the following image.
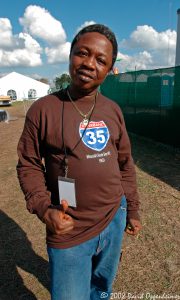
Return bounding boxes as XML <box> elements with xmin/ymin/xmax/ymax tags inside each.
<box><xmin>0</xmin><ymin>0</ymin><xmax>179</xmax><ymax>82</ymax></box>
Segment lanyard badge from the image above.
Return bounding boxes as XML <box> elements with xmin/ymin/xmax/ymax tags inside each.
<box><xmin>58</xmin><ymin>176</ymin><xmax>76</xmax><ymax>208</ymax></box>
<box><xmin>58</xmin><ymin>157</ymin><xmax>77</xmax><ymax>207</ymax></box>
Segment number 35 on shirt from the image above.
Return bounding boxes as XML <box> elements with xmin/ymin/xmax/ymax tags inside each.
<box><xmin>79</xmin><ymin>121</ymin><xmax>110</xmax><ymax>152</ymax></box>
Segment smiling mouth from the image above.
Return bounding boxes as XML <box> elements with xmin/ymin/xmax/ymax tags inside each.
<box><xmin>77</xmin><ymin>70</ymin><xmax>95</xmax><ymax>82</ymax></box>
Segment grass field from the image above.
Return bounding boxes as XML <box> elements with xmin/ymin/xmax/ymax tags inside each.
<box><xmin>0</xmin><ymin>102</ymin><xmax>180</xmax><ymax>300</ymax></box>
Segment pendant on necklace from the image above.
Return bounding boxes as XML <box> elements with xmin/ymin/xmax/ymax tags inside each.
<box><xmin>82</xmin><ymin>118</ymin><xmax>89</xmax><ymax>126</ymax></box>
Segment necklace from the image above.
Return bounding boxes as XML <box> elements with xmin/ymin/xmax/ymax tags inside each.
<box><xmin>67</xmin><ymin>89</ymin><xmax>98</xmax><ymax>126</ymax></box>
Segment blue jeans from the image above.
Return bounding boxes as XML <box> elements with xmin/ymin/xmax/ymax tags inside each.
<box><xmin>47</xmin><ymin>195</ymin><xmax>127</xmax><ymax>300</ymax></box>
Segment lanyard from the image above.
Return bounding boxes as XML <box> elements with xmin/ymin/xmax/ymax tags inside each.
<box><xmin>61</xmin><ymin>94</ymin><xmax>96</xmax><ymax>177</ymax></box>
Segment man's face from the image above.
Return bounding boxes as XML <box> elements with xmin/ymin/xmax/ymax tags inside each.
<box><xmin>69</xmin><ymin>32</ymin><xmax>113</xmax><ymax>92</ymax></box>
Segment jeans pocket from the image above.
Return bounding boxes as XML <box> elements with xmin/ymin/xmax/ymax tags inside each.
<box><xmin>120</xmin><ymin>195</ymin><xmax>127</xmax><ymax>211</ymax></box>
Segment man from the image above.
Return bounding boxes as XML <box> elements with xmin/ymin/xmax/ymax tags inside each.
<box><xmin>17</xmin><ymin>24</ymin><xmax>142</xmax><ymax>300</ymax></box>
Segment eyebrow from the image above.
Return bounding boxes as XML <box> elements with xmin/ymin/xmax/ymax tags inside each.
<box><xmin>74</xmin><ymin>45</ymin><xmax>109</xmax><ymax>58</ymax></box>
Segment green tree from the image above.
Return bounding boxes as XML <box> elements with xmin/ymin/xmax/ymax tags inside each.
<box><xmin>54</xmin><ymin>73</ymin><xmax>71</xmax><ymax>90</ymax></box>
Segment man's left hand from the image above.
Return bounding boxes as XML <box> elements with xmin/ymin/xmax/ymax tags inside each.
<box><xmin>125</xmin><ymin>219</ymin><xmax>142</xmax><ymax>236</ymax></box>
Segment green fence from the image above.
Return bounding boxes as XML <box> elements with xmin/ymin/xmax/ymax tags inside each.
<box><xmin>100</xmin><ymin>66</ymin><xmax>180</xmax><ymax>148</ymax></box>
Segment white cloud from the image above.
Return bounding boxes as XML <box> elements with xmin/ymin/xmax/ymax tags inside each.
<box><xmin>18</xmin><ymin>32</ymin><xmax>42</xmax><ymax>53</ymax></box>
<box><xmin>0</xmin><ymin>18</ymin><xmax>14</xmax><ymax>49</ymax></box>
<box><xmin>0</xmin><ymin>30</ymin><xmax>42</xmax><ymax>67</ymax></box>
<box><xmin>118</xmin><ymin>25</ymin><xmax>176</xmax><ymax>71</ymax></box>
<box><xmin>45</xmin><ymin>42</ymin><xmax>71</xmax><ymax>64</ymax></box>
<box><xmin>0</xmin><ymin>4</ymin><xmax>71</xmax><ymax>67</ymax></box>
<box><xmin>76</xmin><ymin>21</ymin><xmax>96</xmax><ymax>34</ymax></box>
<box><xmin>116</xmin><ymin>51</ymin><xmax>153</xmax><ymax>72</ymax></box>
<box><xmin>121</xmin><ymin>25</ymin><xmax>176</xmax><ymax>51</ymax></box>
<box><xmin>0</xmin><ymin>49</ymin><xmax>42</xmax><ymax>67</ymax></box>
<box><xmin>19</xmin><ymin>5</ymin><xmax>66</xmax><ymax>45</ymax></box>
<box><xmin>19</xmin><ymin>5</ymin><xmax>71</xmax><ymax>65</ymax></box>
<box><xmin>0</xmin><ymin>18</ymin><xmax>28</xmax><ymax>50</ymax></box>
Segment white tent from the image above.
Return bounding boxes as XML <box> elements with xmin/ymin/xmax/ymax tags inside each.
<box><xmin>0</xmin><ymin>72</ymin><xmax>50</xmax><ymax>100</ymax></box>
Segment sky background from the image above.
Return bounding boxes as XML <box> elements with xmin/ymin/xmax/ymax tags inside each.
<box><xmin>0</xmin><ymin>0</ymin><xmax>180</xmax><ymax>84</ymax></box>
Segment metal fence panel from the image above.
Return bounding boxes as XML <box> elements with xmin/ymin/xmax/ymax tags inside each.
<box><xmin>100</xmin><ymin>66</ymin><xmax>180</xmax><ymax>148</ymax></box>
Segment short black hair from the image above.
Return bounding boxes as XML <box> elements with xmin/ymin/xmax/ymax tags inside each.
<box><xmin>70</xmin><ymin>24</ymin><xmax>118</xmax><ymax>69</ymax></box>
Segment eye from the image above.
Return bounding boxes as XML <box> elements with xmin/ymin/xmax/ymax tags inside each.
<box><xmin>76</xmin><ymin>50</ymin><xmax>88</xmax><ymax>57</ymax></box>
<box><xmin>97</xmin><ymin>57</ymin><xmax>106</xmax><ymax>65</ymax></box>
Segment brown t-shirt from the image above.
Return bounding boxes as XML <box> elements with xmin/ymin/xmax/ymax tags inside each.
<box><xmin>17</xmin><ymin>90</ymin><xmax>140</xmax><ymax>248</ymax></box>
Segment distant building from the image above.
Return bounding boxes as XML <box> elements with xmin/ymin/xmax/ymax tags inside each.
<box><xmin>0</xmin><ymin>72</ymin><xmax>50</xmax><ymax>101</ymax></box>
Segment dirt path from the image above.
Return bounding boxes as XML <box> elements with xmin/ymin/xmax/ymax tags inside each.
<box><xmin>0</xmin><ymin>103</ymin><xmax>179</xmax><ymax>300</ymax></box>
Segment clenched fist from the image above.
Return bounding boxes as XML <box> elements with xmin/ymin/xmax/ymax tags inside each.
<box><xmin>42</xmin><ymin>200</ymin><xmax>74</xmax><ymax>235</ymax></box>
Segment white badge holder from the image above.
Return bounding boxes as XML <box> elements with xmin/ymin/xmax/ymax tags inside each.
<box><xmin>58</xmin><ymin>176</ymin><xmax>77</xmax><ymax>207</ymax></box>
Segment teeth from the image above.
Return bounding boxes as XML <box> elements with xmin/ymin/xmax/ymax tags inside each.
<box><xmin>81</xmin><ymin>74</ymin><xmax>89</xmax><ymax>77</ymax></box>
<box><xmin>78</xmin><ymin>74</ymin><xmax>92</xmax><ymax>82</ymax></box>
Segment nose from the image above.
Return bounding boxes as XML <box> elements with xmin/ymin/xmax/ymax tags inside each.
<box><xmin>82</xmin><ymin>56</ymin><xmax>95</xmax><ymax>69</ymax></box>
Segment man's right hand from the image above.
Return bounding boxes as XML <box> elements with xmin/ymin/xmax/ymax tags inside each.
<box><xmin>42</xmin><ymin>200</ymin><xmax>74</xmax><ymax>235</ymax></box>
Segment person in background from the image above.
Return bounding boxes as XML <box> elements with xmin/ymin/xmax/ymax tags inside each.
<box><xmin>17</xmin><ymin>24</ymin><xmax>142</xmax><ymax>300</ymax></box>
